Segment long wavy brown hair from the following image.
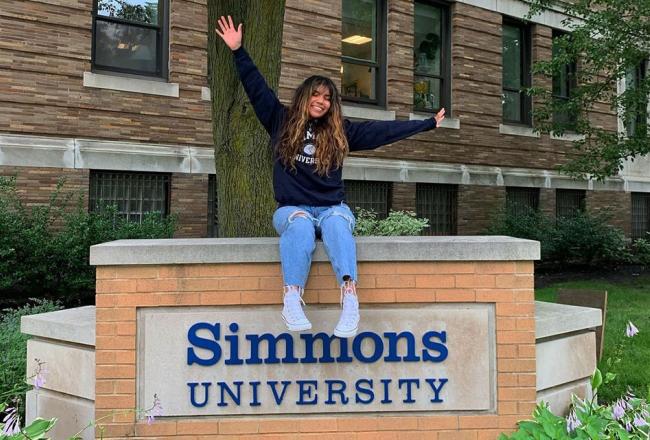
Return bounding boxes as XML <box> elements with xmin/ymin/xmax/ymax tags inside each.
<box><xmin>277</xmin><ymin>75</ymin><xmax>348</xmax><ymax>176</ymax></box>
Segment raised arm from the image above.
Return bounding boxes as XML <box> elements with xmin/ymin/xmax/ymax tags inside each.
<box><xmin>345</xmin><ymin>108</ymin><xmax>446</xmax><ymax>151</ymax></box>
<box><xmin>216</xmin><ymin>16</ymin><xmax>284</xmax><ymax>136</ymax></box>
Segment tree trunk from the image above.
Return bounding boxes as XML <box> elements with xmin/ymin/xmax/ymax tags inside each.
<box><xmin>207</xmin><ymin>0</ymin><xmax>285</xmax><ymax>237</ymax></box>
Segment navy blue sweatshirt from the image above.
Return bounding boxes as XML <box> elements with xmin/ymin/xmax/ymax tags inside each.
<box><xmin>233</xmin><ymin>47</ymin><xmax>437</xmax><ymax>207</ymax></box>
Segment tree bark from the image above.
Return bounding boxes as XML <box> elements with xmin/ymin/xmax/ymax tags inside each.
<box><xmin>207</xmin><ymin>0</ymin><xmax>285</xmax><ymax>237</ymax></box>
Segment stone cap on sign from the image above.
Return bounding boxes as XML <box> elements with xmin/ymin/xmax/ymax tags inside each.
<box><xmin>535</xmin><ymin>301</ymin><xmax>602</xmax><ymax>339</ymax></box>
<box><xmin>89</xmin><ymin>236</ymin><xmax>540</xmax><ymax>266</ymax></box>
<box><xmin>21</xmin><ymin>306</ymin><xmax>95</xmax><ymax>346</ymax></box>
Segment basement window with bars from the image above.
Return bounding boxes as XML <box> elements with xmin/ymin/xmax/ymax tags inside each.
<box><xmin>207</xmin><ymin>174</ymin><xmax>219</xmax><ymax>237</ymax></box>
<box><xmin>344</xmin><ymin>180</ymin><xmax>391</xmax><ymax>219</ymax></box>
<box><xmin>632</xmin><ymin>192</ymin><xmax>650</xmax><ymax>240</ymax></box>
<box><xmin>89</xmin><ymin>170</ymin><xmax>170</xmax><ymax>222</ymax></box>
<box><xmin>556</xmin><ymin>189</ymin><xmax>585</xmax><ymax>219</ymax></box>
<box><xmin>506</xmin><ymin>187</ymin><xmax>540</xmax><ymax>216</ymax></box>
<box><xmin>416</xmin><ymin>183</ymin><xmax>457</xmax><ymax>236</ymax></box>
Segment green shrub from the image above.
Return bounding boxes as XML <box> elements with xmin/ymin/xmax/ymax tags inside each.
<box><xmin>0</xmin><ymin>299</ymin><xmax>62</xmax><ymax>406</ymax></box>
<box><xmin>487</xmin><ymin>207</ymin><xmax>630</xmax><ymax>266</ymax></box>
<box><xmin>0</xmin><ymin>176</ymin><xmax>176</xmax><ymax>306</ymax></box>
<box><xmin>353</xmin><ymin>209</ymin><xmax>429</xmax><ymax>236</ymax></box>
<box><xmin>553</xmin><ymin>211</ymin><xmax>629</xmax><ymax>265</ymax></box>
<box><xmin>486</xmin><ymin>206</ymin><xmax>558</xmax><ymax>259</ymax></box>
<box><xmin>630</xmin><ymin>236</ymin><xmax>650</xmax><ymax>265</ymax></box>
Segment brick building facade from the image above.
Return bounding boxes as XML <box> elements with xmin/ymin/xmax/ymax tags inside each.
<box><xmin>1</xmin><ymin>0</ymin><xmax>648</xmax><ymax>238</ymax></box>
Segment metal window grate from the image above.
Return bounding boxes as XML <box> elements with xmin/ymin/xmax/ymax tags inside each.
<box><xmin>632</xmin><ymin>192</ymin><xmax>650</xmax><ymax>240</ymax></box>
<box><xmin>506</xmin><ymin>187</ymin><xmax>540</xmax><ymax>216</ymax></box>
<box><xmin>207</xmin><ymin>174</ymin><xmax>218</xmax><ymax>237</ymax></box>
<box><xmin>89</xmin><ymin>171</ymin><xmax>170</xmax><ymax>223</ymax></box>
<box><xmin>556</xmin><ymin>189</ymin><xmax>585</xmax><ymax>219</ymax></box>
<box><xmin>416</xmin><ymin>183</ymin><xmax>457</xmax><ymax>236</ymax></box>
<box><xmin>344</xmin><ymin>180</ymin><xmax>391</xmax><ymax>219</ymax></box>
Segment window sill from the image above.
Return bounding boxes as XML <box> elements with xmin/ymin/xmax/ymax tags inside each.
<box><xmin>83</xmin><ymin>72</ymin><xmax>179</xmax><ymax>97</ymax></box>
<box><xmin>201</xmin><ymin>87</ymin><xmax>211</xmax><ymax>101</ymax></box>
<box><xmin>550</xmin><ymin>132</ymin><xmax>586</xmax><ymax>141</ymax></box>
<box><xmin>499</xmin><ymin>124</ymin><xmax>539</xmax><ymax>138</ymax></box>
<box><xmin>342</xmin><ymin>105</ymin><xmax>395</xmax><ymax>121</ymax></box>
<box><xmin>409</xmin><ymin>113</ymin><xmax>460</xmax><ymax>129</ymax></box>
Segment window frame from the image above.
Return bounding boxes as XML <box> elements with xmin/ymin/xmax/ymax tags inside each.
<box><xmin>344</xmin><ymin>180</ymin><xmax>392</xmax><ymax>219</ymax></box>
<box><xmin>341</xmin><ymin>0</ymin><xmax>387</xmax><ymax>107</ymax></box>
<box><xmin>413</xmin><ymin>0</ymin><xmax>452</xmax><ymax>115</ymax></box>
<box><xmin>555</xmin><ymin>189</ymin><xmax>585</xmax><ymax>219</ymax></box>
<box><xmin>551</xmin><ymin>30</ymin><xmax>578</xmax><ymax>128</ymax></box>
<box><xmin>506</xmin><ymin>186</ymin><xmax>540</xmax><ymax>216</ymax></box>
<box><xmin>625</xmin><ymin>60</ymin><xmax>648</xmax><ymax>138</ymax></box>
<box><xmin>502</xmin><ymin>18</ymin><xmax>532</xmax><ymax>126</ymax></box>
<box><xmin>632</xmin><ymin>192</ymin><xmax>650</xmax><ymax>240</ymax></box>
<box><xmin>89</xmin><ymin>170</ymin><xmax>171</xmax><ymax>223</ymax></box>
<box><xmin>416</xmin><ymin>183</ymin><xmax>458</xmax><ymax>236</ymax></box>
<box><xmin>91</xmin><ymin>0</ymin><xmax>169</xmax><ymax>79</ymax></box>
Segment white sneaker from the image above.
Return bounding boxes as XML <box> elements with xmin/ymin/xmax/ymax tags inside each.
<box><xmin>334</xmin><ymin>281</ymin><xmax>359</xmax><ymax>338</ymax></box>
<box><xmin>282</xmin><ymin>287</ymin><xmax>312</xmax><ymax>332</ymax></box>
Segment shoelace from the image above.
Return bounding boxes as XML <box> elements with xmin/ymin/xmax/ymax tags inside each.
<box><xmin>284</xmin><ymin>286</ymin><xmax>306</xmax><ymax>319</ymax></box>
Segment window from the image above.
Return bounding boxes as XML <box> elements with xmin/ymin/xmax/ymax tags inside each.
<box><xmin>502</xmin><ymin>19</ymin><xmax>531</xmax><ymax>125</ymax></box>
<box><xmin>416</xmin><ymin>184</ymin><xmax>457</xmax><ymax>235</ymax></box>
<box><xmin>624</xmin><ymin>61</ymin><xmax>648</xmax><ymax>138</ymax></box>
<box><xmin>632</xmin><ymin>192</ymin><xmax>650</xmax><ymax>240</ymax></box>
<box><xmin>92</xmin><ymin>0</ymin><xmax>168</xmax><ymax>77</ymax></box>
<box><xmin>552</xmin><ymin>30</ymin><xmax>577</xmax><ymax>128</ymax></box>
<box><xmin>208</xmin><ymin>174</ymin><xmax>218</xmax><ymax>237</ymax></box>
<box><xmin>344</xmin><ymin>180</ymin><xmax>391</xmax><ymax>218</ymax></box>
<box><xmin>413</xmin><ymin>1</ymin><xmax>450</xmax><ymax>113</ymax></box>
<box><xmin>341</xmin><ymin>0</ymin><xmax>386</xmax><ymax>105</ymax></box>
<box><xmin>556</xmin><ymin>189</ymin><xmax>585</xmax><ymax>219</ymax></box>
<box><xmin>89</xmin><ymin>171</ymin><xmax>170</xmax><ymax>222</ymax></box>
<box><xmin>506</xmin><ymin>187</ymin><xmax>539</xmax><ymax>216</ymax></box>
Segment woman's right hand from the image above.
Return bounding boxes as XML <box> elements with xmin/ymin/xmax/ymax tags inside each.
<box><xmin>216</xmin><ymin>15</ymin><xmax>242</xmax><ymax>51</ymax></box>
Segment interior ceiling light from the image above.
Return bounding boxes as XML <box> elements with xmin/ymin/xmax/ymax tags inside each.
<box><xmin>342</xmin><ymin>35</ymin><xmax>372</xmax><ymax>44</ymax></box>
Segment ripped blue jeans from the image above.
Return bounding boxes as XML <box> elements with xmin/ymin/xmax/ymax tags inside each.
<box><xmin>272</xmin><ymin>203</ymin><xmax>357</xmax><ymax>288</ymax></box>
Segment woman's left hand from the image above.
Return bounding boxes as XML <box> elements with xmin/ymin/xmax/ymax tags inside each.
<box><xmin>434</xmin><ymin>108</ymin><xmax>445</xmax><ymax>126</ymax></box>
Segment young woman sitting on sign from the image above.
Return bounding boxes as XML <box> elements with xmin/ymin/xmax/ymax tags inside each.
<box><xmin>216</xmin><ymin>16</ymin><xmax>445</xmax><ymax>338</ymax></box>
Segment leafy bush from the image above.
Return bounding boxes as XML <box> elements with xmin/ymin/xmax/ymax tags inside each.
<box><xmin>630</xmin><ymin>236</ymin><xmax>650</xmax><ymax>266</ymax></box>
<box><xmin>353</xmin><ymin>209</ymin><xmax>429</xmax><ymax>236</ymax></box>
<box><xmin>500</xmin><ymin>323</ymin><xmax>649</xmax><ymax>439</ymax></box>
<box><xmin>0</xmin><ymin>300</ymin><xmax>62</xmax><ymax>409</ymax></box>
<box><xmin>0</xmin><ymin>176</ymin><xmax>176</xmax><ymax>306</ymax></box>
<box><xmin>487</xmin><ymin>207</ymin><xmax>630</xmax><ymax>266</ymax></box>
<box><xmin>486</xmin><ymin>206</ymin><xmax>558</xmax><ymax>259</ymax></box>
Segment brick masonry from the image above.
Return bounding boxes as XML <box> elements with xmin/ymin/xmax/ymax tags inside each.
<box><xmin>95</xmin><ymin>259</ymin><xmax>536</xmax><ymax>439</ymax></box>
<box><xmin>0</xmin><ymin>0</ymin><xmax>634</xmax><ymax>237</ymax></box>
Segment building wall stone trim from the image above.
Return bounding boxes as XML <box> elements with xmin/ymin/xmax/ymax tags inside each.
<box><xmin>454</xmin><ymin>0</ymin><xmax>577</xmax><ymax>31</ymax></box>
<box><xmin>499</xmin><ymin>124</ymin><xmax>541</xmax><ymax>138</ymax></box>
<box><xmin>3</xmin><ymin>134</ymin><xmax>649</xmax><ymax>192</ymax></box>
<box><xmin>342</xmin><ymin>105</ymin><xmax>396</xmax><ymax>121</ymax></box>
<box><xmin>82</xmin><ymin>72</ymin><xmax>180</xmax><ymax>97</ymax></box>
<box><xmin>409</xmin><ymin>113</ymin><xmax>461</xmax><ymax>129</ymax></box>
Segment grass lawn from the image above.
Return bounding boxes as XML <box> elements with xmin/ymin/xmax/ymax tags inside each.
<box><xmin>536</xmin><ymin>275</ymin><xmax>650</xmax><ymax>403</ymax></box>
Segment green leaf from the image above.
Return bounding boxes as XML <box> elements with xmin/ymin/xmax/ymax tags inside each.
<box><xmin>22</xmin><ymin>417</ymin><xmax>57</xmax><ymax>439</ymax></box>
<box><xmin>591</xmin><ymin>369</ymin><xmax>603</xmax><ymax>392</ymax></box>
<box><xmin>604</xmin><ymin>372</ymin><xmax>617</xmax><ymax>384</ymax></box>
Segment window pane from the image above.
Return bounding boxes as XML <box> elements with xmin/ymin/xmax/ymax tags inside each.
<box><xmin>342</xmin><ymin>62</ymin><xmax>376</xmax><ymax>100</ymax></box>
<box><xmin>342</xmin><ymin>0</ymin><xmax>377</xmax><ymax>62</ymax></box>
<box><xmin>502</xmin><ymin>90</ymin><xmax>521</xmax><ymax>121</ymax></box>
<box><xmin>502</xmin><ymin>25</ymin><xmax>522</xmax><ymax>89</ymax></box>
<box><xmin>95</xmin><ymin>20</ymin><xmax>158</xmax><ymax>73</ymax></box>
<box><xmin>97</xmin><ymin>0</ymin><xmax>159</xmax><ymax>25</ymax></box>
<box><xmin>208</xmin><ymin>174</ymin><xmax>218</xmax><ymax>237</ymax></box>
<box><xmin>414</xmin><ymin>76</ymin><xmax>441</xmax><ymax>111</ymax></box>
<box><xmin>414</xmin><ymin>2</ymin><xmax>442</xmax><ymax>77</ymax></box>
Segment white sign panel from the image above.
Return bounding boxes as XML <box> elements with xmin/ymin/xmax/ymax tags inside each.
<box><xmin>138</xmin><ymin>304</ymin><xmax>495</xmax><ymax>416</ymax></box>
